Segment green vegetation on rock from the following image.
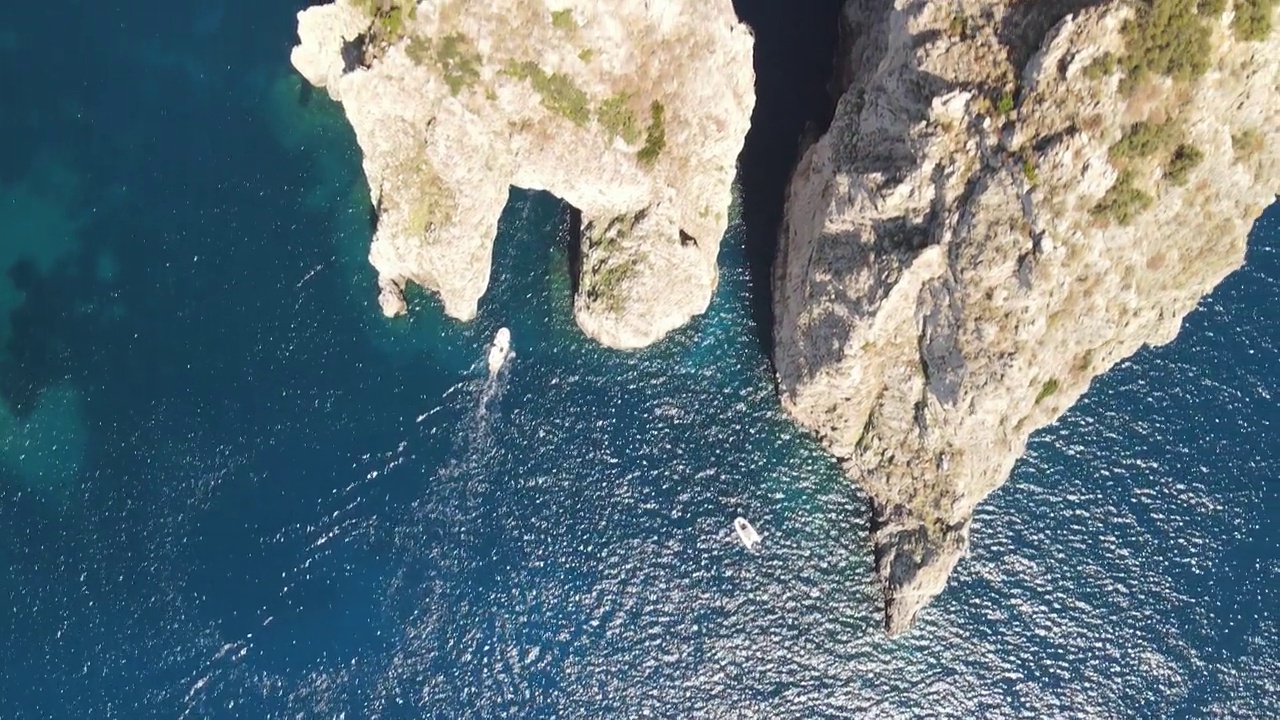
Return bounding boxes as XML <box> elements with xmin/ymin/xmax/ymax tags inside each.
<box><xmin>1091</xmin><ymin>169</ymin><xmax>1153</xmax><ymax>225</ymax></box>
<box><xmin>1035</xmin><ymin>378</ymin><xmax>1060</xmax><ymax>404</ymax></box>
<box><xmin>502</xmin><ymin>60</ymin><xmax>591</xmax><ymax>125</ymax></box>
<box><xmin>589</xmin><ymin>258</ymin><xmax>639</xmax><ymax>312</ymax></box>
<box><xmin>1164</xmin><ymin>143</ymin><xmax>1203</xmax><ymax>185</ymax></box>
<box><xmin>1232</xmin><ymin>0</ymin><xmax>1275</xmax><ymax>41</ymax></box>
<box><xmin>996</xmin><ymin>90</ymin><xmax>1016</xmax><ymax>116</ymax></box>
<box><xmin>1021</xmin><ymin>155</ymin><xmax>1038</xmax><ymax>185</ymax></box>
<box><xmin>583</xmin><ymin>214</ymin><xmax>643</xmax><ymax>312</ymax></box>
<box><xmin>1110</xmin><ymin>121</ymin><xmax>1176</xmax><ymax>161</ymax></box>
<box><xmin>1084</xmin><ymin>52</ymin><xmax>1116</xmax><ymax>80</ymax></box>
<box><xmin>638</xmin><ymin>101</ymin><xmax>666</xmax><ymax>165</ymax></box>
<box><xmin>578</xmin><ymin>48</ymin><xmax>595</xmax><ymax>63</ymax></box>
<box><xmin>1119</xmin><ymin>0</ymin><xmax>1216</xmax><ymax>91</ymax></box>
<box><xmin>1232</xmin><ymin>127</ymin><xmax>1264</xmax><ymax>160</ymax></box>
<box><xmin>406</xmin><ymin>36</ymin><xmax>431</xmax><ymax>63</ymax></box>
<box><xmin>435</xmin><ymin>33</ymin><xmax>482</xmax><ymax>95</ymax></box>
<box><xmin>353</xmin><ymin>0</ymin><xmax>416</xmax><ymax>44</ymax></box>
<box><xmin>387</xmin><ymin>152</ymin><xmax>456</xmax><ymax>237</ymax></box>
<box><xmin>596</xmin><ymin>93</ymin><xmax>641</xmax><ymax>144</ymax></box>
<box><xmin>551</xmin><ymin>9</ymin><xmax>577</xmax><ymax>31</ymax></box>
<box><xmin>406</xmin><ymin>33</ymin><xmax>482</xmax><ymax>95</ymax></box>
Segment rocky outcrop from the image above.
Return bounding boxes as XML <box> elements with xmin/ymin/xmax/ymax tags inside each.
<box><xmin>776</xmin><ymin>0</ymin><xmax>1277</xmax><ymax>635</ymax></box>
<box><xmin>291</xmin><ymin>0</ymin><xmax>754</xmax><ymax>348</ymax></box>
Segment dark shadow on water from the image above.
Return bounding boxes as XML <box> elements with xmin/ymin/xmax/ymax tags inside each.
<box><xmin>731</xmin><ymin>0</ymin><xmax>847</xmax><ymax>360</ymax></box>
<box><xmin>565</xmin><ymin>203</ymin><xmax>583</xmax><ymax>297</ymax></box>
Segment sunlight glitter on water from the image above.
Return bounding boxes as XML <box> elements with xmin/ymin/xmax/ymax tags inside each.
<box><xmin>0</xmin><ymin>0</ymin><xmax>1276</xmax><ymax>716</ymax></box>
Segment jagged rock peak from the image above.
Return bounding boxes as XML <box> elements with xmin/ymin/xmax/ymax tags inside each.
<box><xmin>292</xmin><ymin>0</ymin><xmax>756</xmax><ymax>348</ymax></box>
<box><xmin>775</xmin><ymin>0</ymin><xmax>1277</xmax><ymax>635</ymax></box>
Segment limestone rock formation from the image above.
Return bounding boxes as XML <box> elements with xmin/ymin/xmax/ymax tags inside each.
<box><xmin>291</xmin><ymin>0</ymin><xmax>754</xmax><ymax>348</ymax></box>
<box><xmin>775</xmin><ymin>0</ymin><xmax>1277</xmax><ymax>635</ymax></box>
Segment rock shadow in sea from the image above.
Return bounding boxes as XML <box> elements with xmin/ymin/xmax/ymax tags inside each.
<box><xmin>729</xmin><ymin>0</ymin><xmax>847</xmax><ymax>357</ymax></box>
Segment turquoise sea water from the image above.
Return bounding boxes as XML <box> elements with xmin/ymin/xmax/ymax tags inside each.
<box><xmin>1</xmin><ymin>1</ymin><xmax>1276</xmax><ymax>717</ymax></box>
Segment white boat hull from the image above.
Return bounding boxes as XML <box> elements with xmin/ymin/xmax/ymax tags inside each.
<box><xmin>487</xmin><ymin>327</ymin><xmax>511</xmax><ymax>374</ymax></box>
<box><xmin>734</xmin><ymin>517</ymin><xmax>760</xmax><ymax>550</ymax></box>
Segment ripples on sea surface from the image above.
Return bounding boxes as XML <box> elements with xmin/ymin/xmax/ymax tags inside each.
<box><xmin>0</xmin><ymin>1</ymin><xmax>1276</xmax><ymax>717</ymax></box>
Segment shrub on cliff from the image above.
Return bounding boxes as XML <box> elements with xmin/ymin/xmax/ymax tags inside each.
<box><xmin>996</xmin><ymin>90</ymin><xmax>1016</xmax><ymax>116</ymax></box>
<box><xmin>1084</xmin><ymin>52</ymin><xmax>1117</xmax><ymax>80</ymax></box>
<box><xmin>1092</xmin><ymin>170</ymin><xmax>1154</xmax><ymax>225</ymax></box>
<box><xmin>1110</xmin><ymin>121</ymin><xmax>1176</xmax><ymax>160</ymax></box>
<box><xmin>1232</xmin><ymin>128</ymin><xmax>1264</xmax><ymax>160</ymax></box>
<box><xmin>1232</xmin><ymin>0</ymin><xmax>1275</xmax><ymax>40</ymax></box>
<box><xmin>1165</xmin><ymin>143</ymin><xmax>1203</xmax><ymax>184</ymax></box>
<box><xmin>1121</xmin><ymin>0</ymin><xmax>1215</xmax><ymax>90</ymax></box>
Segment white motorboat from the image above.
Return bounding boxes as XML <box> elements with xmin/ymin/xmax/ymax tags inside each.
<box><xmin>487</xmin><ymin>327</ymin><xmax>512</xmax><ymax>374</ymax></box>
<box><xmin>734</xmin><ymin>517</ymin><xmax>761</xmax><ymax>550</ymax></box>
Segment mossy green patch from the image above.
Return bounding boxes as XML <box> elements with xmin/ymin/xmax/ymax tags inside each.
<box><xmin>551</xmin><ymin>9</ymin><xmax>577</xmax><ymax>31</ymax></box>
<box><xmin>435</xmin><ymin>33</ymin><xmax>482</xmax><ymax>95</ymax></box>
<box><xmin>637</xmin><ymin>100</ymin><xmax>666</xmax><ymax>165</ymax></box>
<box><xmin>1035</xmin><ymin>378</ymin><xmax>1060</xmax><ymax>404</ymax></box>
<box><xmin>502</xmin><ymin>60</ymin><xmax>591</xmax><ymax>125</ymax></box>
<box><xmin>596</xmin><ymin>93</ymin><xmax>640</xmax><ymax>144</ymax></box>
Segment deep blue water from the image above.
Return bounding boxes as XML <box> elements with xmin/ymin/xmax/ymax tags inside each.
<box><xmin>1</xmin><ymin>1</ymin><xmax>1276</xmax><ymax>718</ymax></box>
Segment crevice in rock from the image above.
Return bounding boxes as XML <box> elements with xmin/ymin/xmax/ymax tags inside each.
<box><xmin>342</xmin><ymin>34</ymin><xmax>368</xmax><ymax>73</ymax></box>
<box><xmin>998</xmin><ymin>0</ymin><xmax>1105</xmax><ymax>69</ymax></box>
<box><xmin>731</xmin><ymin>0</ymin><xmax>848</xmax><ymax>358</ymax></box>
<box><xmin>565</xmin><ymin>204</ymin><xmax>582</xmax><ymax>298</ymax></box>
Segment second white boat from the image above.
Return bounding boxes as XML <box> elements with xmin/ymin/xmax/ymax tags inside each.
<box><xmin>734</xmin><ymin>516</ymin><xmax>761</xmax><ymax>550</ymax></box>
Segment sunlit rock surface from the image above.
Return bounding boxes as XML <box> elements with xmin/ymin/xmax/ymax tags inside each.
<box><xmin>775</xmin><ymin>0</ymin><xmax>1278</xmax><ymax>634</ymax></box>
<box><xmin>292</xmin><ymin>0</ymin><xmax>755</xmax><ymax>348</ymax></box>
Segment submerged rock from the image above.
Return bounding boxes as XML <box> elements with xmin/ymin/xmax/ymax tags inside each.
<box><xmin>775</xmin><ymin>0</ymin><xmax>1277</xmax><ymax>634</ymax></box>
<box><xmin>292</xmin><ymin>0</ymin><xmax>755</xmax><ymax>348</ymax></box>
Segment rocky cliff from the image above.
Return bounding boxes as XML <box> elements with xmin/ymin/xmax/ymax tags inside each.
<box><xmin>292</xmin><ymin>0</ymin><xmax>754</xmax><ymax>348</ymax></box>
<box><xmin>776</xmin><ymin>0</ymin><xmax>1277</xmax><ymax>635</ymax></box>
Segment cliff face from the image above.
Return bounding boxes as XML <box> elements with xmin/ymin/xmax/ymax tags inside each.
<box><xmin>292</xmin><ymin>0</ymin><xmax>754</xmax><ymax>348</ymax></box>
<box><xmin>776</xmin><ymin>0</ymin><xmax>1277</xmax><ymax>634</ymax></box>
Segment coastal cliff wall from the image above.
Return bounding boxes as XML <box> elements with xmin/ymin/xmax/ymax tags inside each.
<box><xmin>292</xmin><ymin>0</ymin><xmax>755</xmax><ymax>348</ymax></box>
<box><xmin>775</xmin><ymin>0</ymin><xmax>1278</xmax><ymax>634</ymax></box>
